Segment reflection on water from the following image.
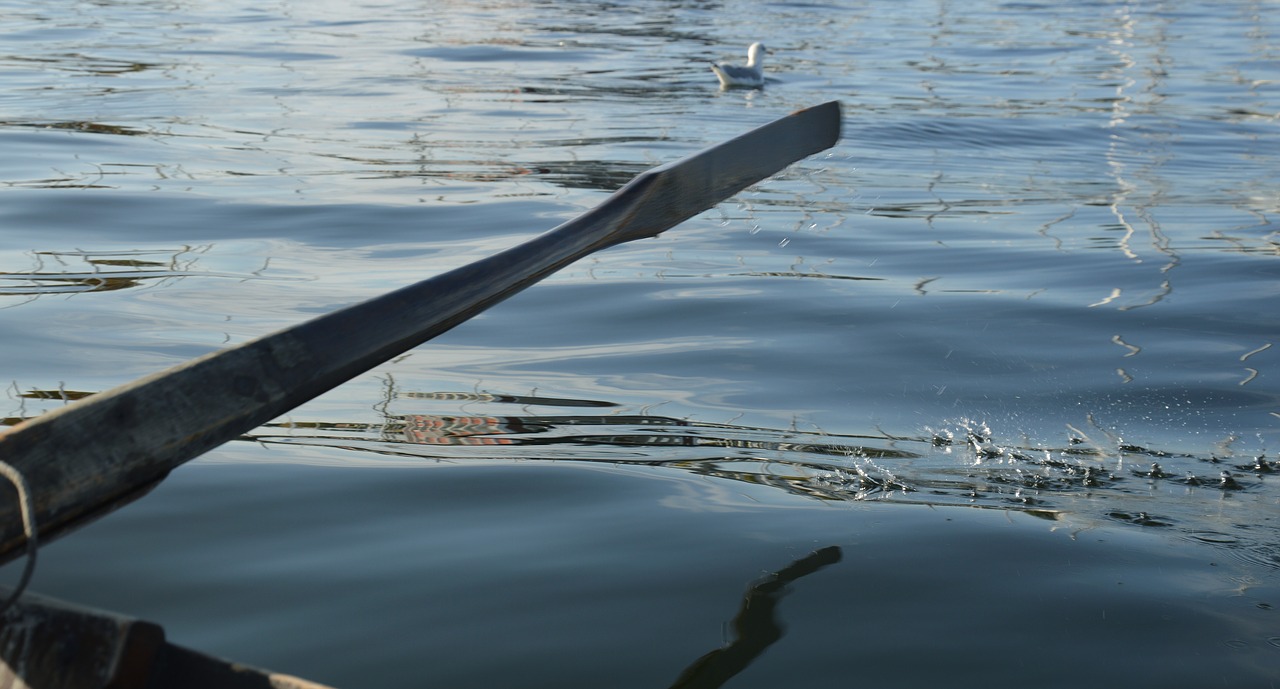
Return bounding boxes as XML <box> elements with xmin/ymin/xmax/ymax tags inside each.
<box><xmin>0</xmin><ymin>120</ymin><xmax>151</xmax><ymax>137</ymax></box>
<box><xmin>0</xmin><ymin>247</ymin><xmax>293</xmax><ymax>304</ymax></box>
<box><xmin>667</xmin><ymin>546</ymin><xmax>842</xmax><ymax>689</ymax></box>
<box><xmin>235</xmin><ymin>386</ymin><xmax>1279</xmax><ymax>572</ymax></box>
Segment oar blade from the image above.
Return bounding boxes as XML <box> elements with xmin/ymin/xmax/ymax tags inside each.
<box><xmin>612</xmin><ymin>100</ymin><xmax>842</xmax><ymax>243</ymax></box>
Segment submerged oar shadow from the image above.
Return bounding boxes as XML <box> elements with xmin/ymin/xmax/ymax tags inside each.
<box><xmin>667</xmin><ymin>546</ymin><xmax>842</xmax><ymax>689</ymax></box>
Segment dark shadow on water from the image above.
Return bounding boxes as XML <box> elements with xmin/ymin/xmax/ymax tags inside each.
<box><xmin>667</xmin><ymin>546</ymin><xmax>842</xmax><ymax>689</ymax></box>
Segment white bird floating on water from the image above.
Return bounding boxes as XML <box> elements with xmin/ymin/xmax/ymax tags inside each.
<box><xmin>710</xmin><ymin>42</ymin><xmax>767</xmax><ymax>89</ymax></box>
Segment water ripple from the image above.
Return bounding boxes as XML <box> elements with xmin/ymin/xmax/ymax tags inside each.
<box><xmin>0</xmin><ymin>248</ymin><xmax>299</xmax><ymax>299</ymax></box>
<box><xmin>180</xmin><ymin>393</ymin><xmax>1280</xmax><ymax>570</ymax></box>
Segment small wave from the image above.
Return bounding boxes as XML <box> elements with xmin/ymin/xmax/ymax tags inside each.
<box><xmin>1</xmin><ymin>248</ymin><xmax>301</xmax><ymax>299</ymax></box>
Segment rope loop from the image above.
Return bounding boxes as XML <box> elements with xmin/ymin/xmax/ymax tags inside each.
<box><xmin>0</xmin><ymin>459</ymin><xmax>38</xmax><ymax>615</ymax></box>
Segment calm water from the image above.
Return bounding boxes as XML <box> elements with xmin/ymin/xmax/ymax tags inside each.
<box><xmin>2</xmin><ymin>0</ymin><xmax>1278</xmax><ymax>686</ymax></box>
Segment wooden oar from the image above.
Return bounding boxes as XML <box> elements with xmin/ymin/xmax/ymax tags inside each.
<box><xmin>0</xmin><ymin>101</ymin><xmax>841</xmax><ymax>563</ymax></box>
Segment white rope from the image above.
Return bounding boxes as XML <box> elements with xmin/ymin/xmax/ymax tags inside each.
<box><xmin>0</xmin><ymin>459</ymin><xmax>37</xmax><ymax>614</ymax></box>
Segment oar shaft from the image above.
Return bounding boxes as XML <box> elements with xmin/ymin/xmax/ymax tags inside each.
<box><xmin>0</xmin><ymin>101</ymin><xmax>841</xmax><ymax>562</ymax></box>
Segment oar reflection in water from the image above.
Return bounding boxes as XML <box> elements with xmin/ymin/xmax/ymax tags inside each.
<box><xmin>667</xmin><ymin>546</ymin><xmax>842</xmax><ymax>689</ymax></box>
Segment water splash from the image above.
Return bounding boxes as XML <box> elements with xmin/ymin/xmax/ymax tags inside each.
<box><xmin>210</xmin><ymin>396</ymin><xmax>1280</xmax><ymax>570</ymax></box>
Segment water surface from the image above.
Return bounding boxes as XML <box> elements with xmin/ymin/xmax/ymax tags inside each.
<box><xmin>1</xmin><ymin>0</ymin><xmax>1277</xmax><ymax>686</ymax></box>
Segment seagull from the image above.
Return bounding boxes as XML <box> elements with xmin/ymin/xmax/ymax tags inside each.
<box><xmin>710</xmin><ymin>42</ymin><xmax>767</xmax><ymax>89</ymax></box>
